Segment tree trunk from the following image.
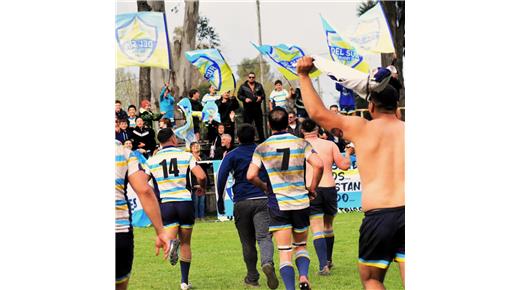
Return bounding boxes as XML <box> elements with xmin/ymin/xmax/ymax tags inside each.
<box><xmin>172</xmin><ymin>0</ymin><xmax>199</xmax><ymax>99</ymax></box>
<box><xmin>137</xmin><ymin>1</ymin><xmax>152</xmax><ymax>105</ymax></box>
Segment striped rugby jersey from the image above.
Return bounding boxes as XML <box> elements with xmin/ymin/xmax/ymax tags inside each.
<box><xmin>144</xmin><ymin>146</ymin><xmax>196</xmax><ymax>203</ymax></box>
<box><xmin>115</xmin><ymin>141</ymin><xmax>139</xmax><ymax>233</ymax></box>
<box><xmin>251</xmin><ymin>132</ymin><xmax>315</xmax><ymax>210</ymax></box>
<box><xmin>269</xmin><ymin>89</ymin><xmax>289</xmax><ymax>110</ymax></box>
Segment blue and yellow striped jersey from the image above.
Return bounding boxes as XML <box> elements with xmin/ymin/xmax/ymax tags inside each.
<box><xmin>115</xmin><ymin>141</ymin><xmax>139</xmax><ymax>233</ymax></box>
<box><xmin>252</xmin><ymin>132</ymin><xmax>315</xmax><ymax>210</ymax></box>
<box><xmin>269</xmin><ymin>89</ymin><xmax>289</xmax><ymax>110</ymax></box>
<box><xmin>145</xmin><ymin>146</ymin><xmax>196</xmax><ymax>203</ymax></box>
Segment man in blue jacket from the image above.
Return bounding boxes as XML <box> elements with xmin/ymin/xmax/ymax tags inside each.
<box><xmin>217</xmin><ymin>124</ymin><xmax>279</xmax><ymax>289</ymax></box>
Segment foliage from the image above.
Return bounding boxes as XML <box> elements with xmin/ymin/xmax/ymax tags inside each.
<box><xmin>357</xmin><ymin>0</ymin><xmax>377</xmax><ymax>17</ymax></box>
<box><xmin>196</xmin><ymin>16</ymin><xmax>221</xmax><ymax>49</ymax></box>
<box><xmin>115</xmin><ymin>68</ymin><xmax>139</xmax><ymax>109</ymax></box>
<box><xmin>236</xmin><ymin>57</ymin><xmax>276</xmax><ymax>96</ymax></box>
<box><xmin>129</xmin><ymin>213</ymin><xmax>404</xmax><ymax>289</ymax></box>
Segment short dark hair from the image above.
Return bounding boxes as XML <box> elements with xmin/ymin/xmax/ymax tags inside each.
<box><xmin>329</xmin><ymin>104</ymin><xmax>339</xmax><ymax>109</ymax></box>
<box><xmin>268</xmin><ymin>107</ymin><xmax>289</xmax><ymax>131</ymax></box>
<box><xmin>115</xmin><ymin>100</ymin><xmax>121</xmax><ymax>104</ymax></box>
<box><xmin>157</xmin><ymin>128</ymin><xmax>174</xmax><ymax>144</ymax></box>
<box><xmin>190</xmin><ymin>141</ymin><xmax>199</xmax><ymax>149</ymax></box>
<box><xmin>370</xmin><ymin>85</ymin><xmax>399</xmax><ymax>113</ymax></box>
<box><xmin>301</xmin><ymin>119</ymin><xmax>318</xmax><ymax>133</ymax></box>
<box><xmin>118</xmin><ymin>118</ymin><xmax>128</xmax><ymax>124</ymax></box>
<box><xmin>248</xmin><ymin>72</ymin><xmax>255</xmax><ymax>76</ymax></box>
<box><xmin>128</xmin><ymin>105</ymin><xmax>136</xmax><ymax>111</ymax></box>
<box><xmin>189</xmin><ymin>89</ymin><xmax>199</xmax><ymax>98</ymax></box>
<box><xmin>218</xmin><ymin>123</ymin><xmax>225</xmax><ymax>128</ymax></box>
<box><xmin>274</xmin><ymin>80</ymin><xmax>282</xmax><ymax>86</ymax></box>
<box><xmin>237</xmin><ymin>124</ymin><xmax>255</xmax><ymax>144</ymax></box>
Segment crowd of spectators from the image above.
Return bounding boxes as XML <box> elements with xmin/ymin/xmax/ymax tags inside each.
<box><xmin>115</xmin><ymin>66</ymin><xmax>402</xmax><ymax>216</ymax></box>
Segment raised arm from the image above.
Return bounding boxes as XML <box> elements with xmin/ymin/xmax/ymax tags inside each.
<box><xmin>297</xmin><ymin>56</ymin><xmax>367</xmax><ymax>142</ymax></box>
<box><xmin>332</xmin><ymin>142</ymin><xmax>350</xmax><ymax>170</ymax></box>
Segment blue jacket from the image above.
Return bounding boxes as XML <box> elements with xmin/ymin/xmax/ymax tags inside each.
<box><xmin>216</xmin><ymin>143</ymin><xmax>269</xmax><ymax>214</ymax></box>
<box><xmin>159</xmin><ymin>86</ymin><xmax>175</xmax><ymax>119</ymax></box>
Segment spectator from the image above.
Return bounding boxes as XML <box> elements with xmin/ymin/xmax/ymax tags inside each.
<box><xmin>269</xmin><ymin>80</ymin><xmax>290</xmax><ymax>111</ymax></box>
<box><xmin>205</xmin><ymin>116</ymin><xmax>220</xmax><ymax>145</ymax></box>
<box><xmin>216</xmin><ymin>91</ymin><xmax>239</xmax><ymax>142</ymax></box>
<box><xmin>116</xmin><ymin>119</ymin><xmax>132</xmax><ymax>144</ymax></box>
<box><xmin>158</xmin><ymin>118</ymin><xmax>172</xmax><ymax>129</ymax></box>
<box><xmin>139</xmin><ymin>99</ymin><xmax>162</xmax><ymax>129</ymax></box>
<box><xmin>115</xmin><ymin>100</ymin><xmax>128</xmax><ymax>121</ymax></box>
<box><xmin>189</xmin><ymin>89</ymin><xmax>203</xmax><ymax>141</ymax></box>
<box><xmin>213</xmin><ymin>133</ymin><xmax>233</xmax><ymax>160</ymax></box>
<box><xmin>335</xmin><ymin>83</ymin><xmax>357</xmax><ymax>115</ymax></box>
<box><xmin>209</xmin><ymin>124</ymin><xmax>226</xmax><ymax>159</ymax></box>
<box><xmin>201</xmin><ymin>85</ymin><xmax>220</xmax><ymax>106</ymax></box>
<box><xmin>159</xmin><ymin>83</ymin><xmax>175</xmax><ymax>121</ymax></box>
<box><xmin>115</xmin><ymin>119</ymin><xmax>121</xmax><ymax>140</ymax></box>
<box><xmin>127</xmin><ymin>105</ymin><xmax>137</xmax><ymax>128</ymax></box>
<box><xmin>131</xmin><ymin>117</ymin><xmax>156</xmax><ymax>157</ymax></box>
<box><xmin>286</xmin><ymin>111</ymin><xmax>302</xmax><ymax>137</ymax></box>
<box><xmin>189</xmin><ymin>142</ymin><xmax>208</xmax><ymax>220</ymax></box>
<box><xmin>123</xmin><ymin>139</ymin><xmax>133</xmax><ymax>150</ymax></box>
<box><xmin>237</xmin><ymin>72</ymin><xmax>266</xmax><ymax>142</ymax></box>
<box><xmin>327</xmin><ymin>128</ymin><xmax>347</xmax><ymax>153</ymax></box>
<box><xmin>329</xmin><ymin>104</ymin><xmax>340</xmax><ymax>114</ymax></box>
<box><xmin>289</xmin><ymin>87</ymin><xmax>308</xmax><ymax>121</ymax></box>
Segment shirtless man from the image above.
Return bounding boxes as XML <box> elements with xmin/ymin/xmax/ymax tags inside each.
<box><xmin>297</xmin><ymin>56</ymin><xmax>404</xmax><ymax>290</ymax></box>
<box><xmin>301</xmin><ymin>118</ymin><xmax>351</xmax><ymax>275</ymax></box>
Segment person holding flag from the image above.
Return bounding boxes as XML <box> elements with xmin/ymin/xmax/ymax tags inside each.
<box><xmin>160</xmin><ymin>83</ymin><xmax>175</xmax><ymax>121</ymax></box>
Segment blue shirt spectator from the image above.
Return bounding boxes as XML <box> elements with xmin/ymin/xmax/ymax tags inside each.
<box><xmin>159</xmin><ymin>85</ymin><xmax>175</xmax><ymax>119</ymax></box>
<box><xmin>216</xmin><ymin>142</ymin><xmax>269</xmax><ymax>213</ymax></box>
<box><xmin>336</xmin><ymin>83</ymin><xmax>356</xmax><ymax>113</ymax></box>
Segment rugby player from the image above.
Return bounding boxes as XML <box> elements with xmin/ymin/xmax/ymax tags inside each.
<box><xmin>115</xmin><ymin>140</ymin><xmax>170</xmax><ymax>290</ymax></box>
<box><xmin>301</xmin><ymin>118</ymin><xmax>351</xmax><ymax>275</ymax></box>
<box><xmin>297</xmin><ymin>56</ymin><xmax>405</xmax><ymax>290</ymax></box>
<box><xmin>247</xmin><ymin>108</ymin><xmax>324</xmax><ymax>290</ymax></box>
<box><xmin>143</xmin><ymin>129</ymin><xmax>207</xmax><ymax>290</ymax></box>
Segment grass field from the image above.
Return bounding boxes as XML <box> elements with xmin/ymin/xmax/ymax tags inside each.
<box><xmin>129</xmin><ymin>212</ymin><xmax>403</xmax><ymax>290</ymax></box>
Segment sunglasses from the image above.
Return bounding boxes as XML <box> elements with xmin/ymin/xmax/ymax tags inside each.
<box><xmin>248</xmin><ymin>76</ymin><xmax>255</xmax><ymax>79</ymax></box>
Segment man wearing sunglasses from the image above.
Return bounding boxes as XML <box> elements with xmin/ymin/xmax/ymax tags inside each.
<box><xmin>237</xmin><ymin>72</ymin><xmax>266</xmax><ymax>142</ymax></box>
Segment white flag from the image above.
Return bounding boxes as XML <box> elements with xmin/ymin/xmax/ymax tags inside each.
<box><xmin>349</xmin><ymin>2</ymin><xmax>395</xmax><ymax>54</ymax></box>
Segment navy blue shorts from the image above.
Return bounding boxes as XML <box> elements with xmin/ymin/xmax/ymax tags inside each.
<box><xmin>160</xmin><ymin>201</ymin><xmax>195</xmax><ymax>230</ymax></box>
<box><xmin>358</xmin><ymin>206</ymin><xmax>405</xmax><ymax>269</ymax></box>
<box><xmin>309</xmin><ymin>187</ymin><xmax>338</xmax><ymax>217</ymax></box>
<box><xmin>268</xmin><ymin>206</ymin><xmax>310</xmax><ymax>233</ymax></box>
<box><xmin>116</xmin><ymin>231</ymin><xmax>134</xmax><ymax>284</ymax></box>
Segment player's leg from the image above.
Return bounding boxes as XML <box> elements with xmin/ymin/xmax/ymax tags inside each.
<box><xmin>273</xmin><ymin>228</ymin><xmax>295</xmax><ymax>290</ymax></box>
<box><xmin>179</xmin><ymin>226</ymin><xmax>193</xmax><ymax>288</ymax></box>
<box><xmin>234</xmin><ymin>200</ymin><xmax>261</xmax><ymax>286</ymax></box>
<box><xmin>161</xmin><ymin>202</ymin><xmax>181</xmax><ymax>266</ymax></box>
<box><xmin>115</xmin><ymin>231</ymin><xmax>134</xmax><ymax>290</ymax></box>
<box><xmin>322</xmin><ymin>187</ymin><xmax>339</xmax><ymax>269</ymax></box>
<box><xmin>309</xmin><ymin>191</ymin><xmax>328</xmax><ymax>274</ymax></box>
<box><xmin>292</xmin><ymin>208</ymin><xmax>311</xmax><ymax>289</ymax></box>
<box><xmin>358</xmin><ymin>264</ymin><xmax>388</xmax><ymax>290</ymax></box>
<box><xmin>252</xmin><ymin>199</ymin><xmax>278</xmax><ymax>289</ymax></box>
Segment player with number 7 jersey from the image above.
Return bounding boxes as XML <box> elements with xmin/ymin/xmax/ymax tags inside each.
<box><xmin>247</xmin><ymin>108</ymin><xmax>323</xmax><ymax>290</ymax></box>
<box><xmin>143</xmin><ymin>129</ymin><xmax>207</xmax><ymax>290</ymax></box>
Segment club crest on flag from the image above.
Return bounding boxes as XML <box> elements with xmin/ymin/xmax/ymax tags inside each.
<box><xmin>116</xmin><ymin>15</ymin><xmax>158</xmax><ymax>63</ymax></box>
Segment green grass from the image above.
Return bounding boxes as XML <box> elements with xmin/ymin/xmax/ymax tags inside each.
<box><xmin>129</xmin><ymin>212</ymin><xmax>403</xmax><ymax>290</ymax></box>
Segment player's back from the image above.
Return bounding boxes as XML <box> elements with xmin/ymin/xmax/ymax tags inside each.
<box><xmin>146</xmin><ymin>146</ymin><xmax>194</xmax><ymax>202</ymax></box>
<box><xmin>355</xmin><ymin>118</ymin><xmax>404</xmax><ymax>211</ymax></box>
<box><xmin>304</xmin><ymin>137</ymin><xmax>336</xmax><ymax>187</ymax></box>
<box><xmin>253</xmin><ymin>132</ymin><xmax>314</xmax><ymax>211</ymax></box>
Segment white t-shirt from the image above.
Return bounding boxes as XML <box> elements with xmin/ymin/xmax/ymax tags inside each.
<box><xmin>269</xmin><ymin>89</ymin><xmax>289</xmax><ymax>110</ymax></box>
<box><xmin>202</xmin><ymin>94</ymin><xmax>220</xmax><ymax>106</ymax></box>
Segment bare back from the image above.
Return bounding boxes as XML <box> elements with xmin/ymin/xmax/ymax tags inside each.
<box><xmin>353</xmin><ymin>117</ymin><xmax>404</xmax><ymax>211</ymax></box>
<box><xmin>304</xmin><ymin>137</ymin><xmax>338</xmax><ymax>187</ymax></box>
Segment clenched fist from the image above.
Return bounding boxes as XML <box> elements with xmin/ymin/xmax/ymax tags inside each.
<box><xmin>296</xmin><ymin>56</ymin><xmax>315</xmax><ymax>76</ymax></box>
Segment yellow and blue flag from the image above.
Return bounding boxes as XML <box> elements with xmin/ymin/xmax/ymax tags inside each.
<box><xmin>320</xmin><ymin>16</ymin><xmax>370</xmax><ymax>73</ymax></box>
<box><xmin>116</xmin><ymin>12</ymin><xmax>171</xmax><ymax>69</ymax></box>
<box><xmin>174</xmin><ymin>97</ymin><xmax>196</xmax><ymax>147</ymax></box>
<box><xmin>349</xmin><ymin>1</ymin><xmax>395</xmax><ymax>54</ymax></box>
<box><xmin>201</xmin><ymin>101</ymin><xmax>221</xmax><ymax>123</ymax></box>
<box><xmin>185</xmin><ymin>49</ymin><xmax>236</xmax><ymax>94</ymax></box>
<box><xmin>252</xmin><ymin>43</ymin><xmax>321</xmax><ymax>80</ymax></box>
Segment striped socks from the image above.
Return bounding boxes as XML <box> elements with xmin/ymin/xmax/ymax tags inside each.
<box><xmin>294</xmin><ymin>250</ymin><xmax>310</xmax><ymax>278</ymax></box>
<box><xmin>312</xmin><ymin>231</ymin><xmax>328</xmax><ymax>270</ymax></box>
<box><xmin>279</xmin><ymin>262</ymin><xmax>296</xmax><ymax>290</ymax></box>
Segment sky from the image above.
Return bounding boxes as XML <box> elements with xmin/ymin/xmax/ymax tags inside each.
<box><xmin>116</xmin><ymin>0</ymin><xmax>382</xmax><ymax>107</ymax></box>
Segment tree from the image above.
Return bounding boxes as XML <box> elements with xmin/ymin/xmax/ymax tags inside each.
<box><xmin>137</xmin><ymin>0</ymin><xmax>152</xmax><ymax>106</ymax></box>
<box><xmin>196</xmin><ymin>16</ymin><xmax>220</xmax><ymax>49</ymax></box>
<box><xmin>116</xmin><ymin>69</ymin><xmax>139</xmax><ymax>109</ymax></box>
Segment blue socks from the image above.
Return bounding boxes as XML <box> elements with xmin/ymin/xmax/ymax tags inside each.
<box><xmin>279</xmin><ymin>263</ymin><xmax>295</xmax><ymax>290</ymax></box>
<box><xmin>294</xmin><ymin>250</ymin><xmax>310</xmax><ymax>278</ymax></box>
<box><xmin>180</xmin><ymin>260</ymin><xmax>191</xmax><ymax>284</ymax></box>
<box><xmin>324</xmin><ymin>230</ymin><xmax>335</xmax><ymax>263</ymax></box>
<box><xmin>312</xmin><ymin>232</ymin><xmax>328</xmax><ymax>270</ymax></box>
